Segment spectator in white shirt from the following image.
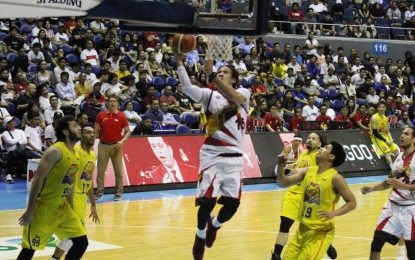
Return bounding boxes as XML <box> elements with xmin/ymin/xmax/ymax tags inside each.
<box><xmin>54</xmin><ymin>25</ymin><xmax>69</xmax><ymax>46</ymax></box>
<box><xmin>80</xmin><ymin>40</ymin><xmax>100</xmax><ymax>66</ymax></box>
<box><xmin>44</xmin><ymin>111</ymin><xmax>63</xmax><ymax>147</ymax></box>
<box><xmin>90</xmin><ymin>19</ymin><xmax>107</xmax><ymax>35</ymax></box>
<box><xmin>27</xmin><ymin>42</ymin><xmax>45</xmax><ymax>65</ymax></box>
<box><xmin>25</xmin><ymin>112</ymin><xmax>44</xmax><ymax>158</ymax></box>
<box><xmin>302</xmin><ymin>96</ymin><xmax>319</xmax><ymax>121</ymax></box>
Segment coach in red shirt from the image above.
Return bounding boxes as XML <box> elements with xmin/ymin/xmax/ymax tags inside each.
<box><xmin>94</xmin><ymin>96</ymin><xmax>130</xmax><ymax>201</ymax></box>
<box><xmin>334</xmin><ymin>106</ymin><xmax>354</xmax><ymax>129</ymax></box>
<box><xmin>352</xmin><ymin>103</ymin><xmax>370</xmax><ymax>130</ymax></box>
<box><xmin>316</xmin><ymin>104</ymin><xmax>332</xmax><ymax>130</ymax></box>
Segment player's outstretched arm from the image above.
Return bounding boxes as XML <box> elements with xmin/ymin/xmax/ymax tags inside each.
<box><xmin>319</xmin><ymin>173</ymin><xmax>356</xmax><ymax>221</ymax></box>
<box><xmin>360</xmin><ymin>180</ymin><xmax>389</xmax><ymax>195</ymax></box>
<box><xmin>18</xmin><ymin>146</ymin><xmax>62</xmax><ymax>226</ymax></box>
<box><xmin>276</xmin><ymin>155</ymin><xmax>308</xmax><ymax>187</ymax></box>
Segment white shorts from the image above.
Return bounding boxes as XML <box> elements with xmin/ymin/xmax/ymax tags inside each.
<box><xmin>196</xmin><ymin>156</ymin><xmax>243</xmax><ymax>199</ymax></box>
<box><xmin>375</xmin><ymin>200</ymin><xmax>415</xmax><ymax>241</ymax></box>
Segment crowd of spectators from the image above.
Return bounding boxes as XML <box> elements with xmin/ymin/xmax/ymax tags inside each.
<box><xmin>0</xmin><ymin>14</ymin><xmax>415</xmax><ymax>182</ymax></box>
<box><xmin>274</xmin><ymin>0</ymin><xmax>415</xmax><ymax>40</ymax></box>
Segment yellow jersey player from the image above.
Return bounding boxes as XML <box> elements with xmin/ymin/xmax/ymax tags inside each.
<box><xmin>369</xmin><ymin>100</ymin><xmax>399</xmax><ymax>167</ymax></box>
<box><xmin>52</xmin><ymin>126</ymin><xmax>99</xmax><ymax>259</ymax></box>
<box><xmin>277</xmin><ymin>141</ymin><xmax>356</xmax><ymax>260</ymax></box>
<box><xmin>17</xmin><ymin>116</ymin><xmax>88</xmax><ymax>260</ymax></box>
<box><xmin>272</xmin><ymin>132</ymin><xmax>332</xmax><ymax>260</ymax></box>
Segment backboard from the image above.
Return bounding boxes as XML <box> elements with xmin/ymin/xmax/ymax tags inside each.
<box><xmin>88</xmin><ymin>0</ymin><xmax>270</xmax><ymax>36</ymax></box>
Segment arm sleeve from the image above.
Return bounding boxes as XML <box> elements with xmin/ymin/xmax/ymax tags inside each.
<box><xmin>372</xmin><ymin>128</ymin><xmax>387</xmax><ymax>142</ymax></box>
<box><xmin>176</xmin><ymin>66</ymin><xmax>204</xmax><ymax>102</ymax></box>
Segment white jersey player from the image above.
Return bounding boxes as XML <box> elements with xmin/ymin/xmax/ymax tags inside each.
<box><xmin>174</xmin><ymin>50</ymin><xmax>250</xmax><ymax>260</ymax></box>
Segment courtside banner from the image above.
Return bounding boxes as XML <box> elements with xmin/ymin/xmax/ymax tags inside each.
<box><xmin>253</xmin><ymin>130</ymin><xmax>399</xmax><ymax>178</ymax></box>
<box><xmin>92</xmin><ymin>135</ymin><xmax>262</xmax><ymax>187</ymax></box>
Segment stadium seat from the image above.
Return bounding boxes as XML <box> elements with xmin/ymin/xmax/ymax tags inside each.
<box><xmin>152</xmin><ymin>76</ymin><xmax>165</xmax><ymax>90</ymax></box>
<box><xmin>175</xmin><ymin>124</ymin><xmax>192</xmax><ymax>134</ymax></box>
<box><xmin>327</xmin><ymin>89</ymin><xmax>339</xmax><ymax>99</ymax></box>
<box><xmin>319</xmin><ymin>89</ymin><xmax>327</xmax><ymax>98</ymax></box>
<box><xmin>0</xmin><ymin>32</ymin><xmax>7</xmax><ymax>40</ymax></box>
<box><xmin>93</xmin><ymin>35</ymin><xmax>103</xmax><ymax>45</ymax></box>
<box><xmin>131</xmin><ymin>100</ymin><xmax>142</xmax><ymax>113</ymax></box>
<box><xmin>332</xmin><ymin>99</ymin><xmax>343</xmax><ymax>111</ymax></box>
<box><xmin>6</xmin><ymin>53</ymin><xmax>17</xmax><ymax>64</ymax></box>
<box><xmin>182</xmin><ymin>113</ymin><xmax>199</xmax><ymax>128</ymax></box>
<box><xmin>91</xmin><ymin>66</ymin><xmax>102</xmax><ymax>75</ymax></box>
<box><xmin>241</xmin><ymin>78</ymin><xmax>249</xmax><ymax>88</ymax></box>
<box><xmin>66</xmin><ymin>54</ymin><xmax>79</xmax><ymax>65</ymax></box>
<box><xmin>80</xmin><ymin>101</ymin><xmax>88</xmax><ymax>112</ymax></box>
<box><xmin>274</xmin><ymin>78</ymin><xmax>283</xmax><ymax>86</ymax></box>
<box><xmin>27</xmin><ymin>64</ymin><xmax>37</xmax><ymax>74</ymax></box>
<box><xmin>7</xmin><ymin>102</ymin><xmax>16</xmax><ymax>115</ymax></box>
<box><xmin>166</xmin><ymin>76</ymin><xmax>178</xmax><ymax>86</ymax></box>
<box><xmin>60</xmin><ymin>44</ymin><xmax>72</xmax><ymax>55</ymax></box>
<box><xmin>392</xmin><ymin>27</ymin><xmax>406</xmax><ymax>40</ymax></box>
<box><xmin>173</xmin><ymin>114</ymin><xmax>181</xmax><ymax>123</ymax></box>
<box><xmin>20</xmin><ymin>24</ymin><xmax>32</xmax><ymax>34</ymax></box>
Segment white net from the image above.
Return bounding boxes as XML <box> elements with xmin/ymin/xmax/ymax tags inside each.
<box><xmin>205</xmin><ymin>35</ymin><xmax>233</xmax><ymax>62</ymax></box>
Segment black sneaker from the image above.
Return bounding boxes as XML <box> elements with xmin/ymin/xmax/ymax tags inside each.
<box><xmin>271</xmin><ymin>251</ymin><xmax>282</xmax><ymax>260</ymax></box>
<box><xmin>205</xmin><ymin>216</ymin><xmax>220</xmax><ymax>248</ymax></box>
<box><xmin>192</xmin><ymin>234</ymin><xmax>205</xmax><ymax>260</ymax></box>
<box><xmin>327</xmin><ymin>244</ymin><xmax>337</xmax><ymax>259</ymax></box>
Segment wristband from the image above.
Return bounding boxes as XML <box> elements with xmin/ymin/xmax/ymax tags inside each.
<box><xmin>208</xmin><ymin>72</ymin><xmax>217</xmax><ymax>83</ymax></box>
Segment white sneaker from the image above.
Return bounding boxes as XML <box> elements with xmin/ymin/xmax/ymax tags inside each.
<box><xmin>5</xmin><ymin>174</ymin><xmax>14</xmax><ymax>184</ymax></box>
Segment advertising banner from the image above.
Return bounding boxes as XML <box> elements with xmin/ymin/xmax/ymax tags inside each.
<box><xmin>92</xmin><ymin>135</ymin><xmax>262</xmax><ymax>188</ymax></box>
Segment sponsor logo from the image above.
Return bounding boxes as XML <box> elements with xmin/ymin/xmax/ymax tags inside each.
<box><xmin>36</xmin><ymin>0</ymin><xmax>83</xmax><ymax>8</ymax></box>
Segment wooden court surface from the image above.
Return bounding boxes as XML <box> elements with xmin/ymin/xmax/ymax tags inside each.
<box><xmin>0</xmin><ymin>183</ymin><xmax>404</xmax><ymax>259</ymax></box>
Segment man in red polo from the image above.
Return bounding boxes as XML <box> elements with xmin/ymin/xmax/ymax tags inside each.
<box><xmin>94</xmin><ymin>96</ymin><xmax>130</xmax><ymax>201</ymax></box>
<box><xmin>264</xmin><ymin>104</ymin><xmax>286</xmax><ymax>132</ymax></box>
<box><xmin>316</xmin><ymin>104</ymin><xmax>332</xmax><ymax>130</ymax></box>
<box><xmin>334</xmin><ymin>105</ymin><xmax>354</xmax><ymax>129</ymax></box>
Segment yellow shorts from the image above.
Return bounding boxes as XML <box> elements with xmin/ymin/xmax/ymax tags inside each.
<box><xmin>280</xmin><ymin>186</ymin><xmax>303</xmax><ymax>220</ymax></box>
<box><xmin>371</xmin><ymin>136</ymin><xmax>399</xmax><ymax>156</ymax></box>
<box><xmin>284</xmin><ymin>224</ymin><xmax>335</xmax><ymax>260</ymax></box>
<box><xmin>73</xmin><ymin>193</ymin><xmax>87</xmax><ymax>227</ymax></box>
<box><xmin>21</xmin><ymin>200</ymin><xmax>86</xmax><ymax>250</ymax></box>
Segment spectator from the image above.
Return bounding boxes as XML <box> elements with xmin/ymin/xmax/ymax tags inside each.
<box><xmin>27</xmin><ymin>42</ymin><xmax>45</xmax><ymax>65</ymax></box>
<box><xmin>306</xmin><ymin>55</ymin><xmax>320</xmax><ymax>79</ymax></box>
<box><xmin>236</xmin><ymin>36</ymin><xmax>256</xmax><ymax>55</ymax></box>
<box><xmin>303</xmin><ymin>8</ymin><xmax>320</xmax><ymax>36</ymax></box>
<box><xmin>334</xmin><ymin>55</ymin><xmax>349</xmax><ymax>81</ymax></box>
<box><xmin>405</xmin><ymin>4</ymin><xmax>415</xmax><ymax>21</ymax></box>
<box><xmin>55</xmin><ymin>71</ymin><xmax>80</xmax><ymax>110</ymax></box>
<box><xmin>319</xmin><ymin>54</ymin><xmax>334</xmax><ymax>77</ymax></box>
<box><xmin>305</xmin><ymin>32</ymin><xmax>319</xmax><ymax>60</ymax></box>
<box><xmin>101</xmin><ymin>73</ymin><xmax>127</xmax><ymax>98</ymax></box>
<box><xmin>44</xmin><ymin>111</ymin><xmax>63</xmax><ymax>147</ymax></box>
<box><xmin>123</xmin><ymin>100</ymin><xmax>142</xmax><ymax>131</ymax></box>
<box><xmin>397</xmin><ymin>110</ymin><xmax>412</xmax><ymax>128</ymax></box>
<box><xmin>332</xmin><ymin>0</ymin><xmax>344</xmax><ymax>18</ymax></box>
<box><xmin>290</xmin><ymin>106</ymin><xmax>305</xmax><ymax>131</ymax></box>
<box><xmin>13</xmin><ymin>48</ymin><xmax>29</xmax><ymax>75</ymax></box>
<box><xmin>366</xmin><ymin>85</ymin><xmax>380</xmax><ymax>106</ymax></box>
<box><xmin>132</xmin><ymin>115</ymin><xmax>154</xmax><ymax>135</ymax></box>
<box><xmin>24</xmin><ymin>112</ymin><xmax>44</xmax><ymax>158</ymax></box>
<box><xmin>288</xmin><ymin>3</ymin><xmax>304</xmax><ymax>34</ymax></box>
<box><xmin>142</xmin><ymin>85</ymin><xmax>157</xmax><ymax>111</ymax></box>
<box><xmin>351</xmin><ymin>68</ymin><xmax>367</xmax><ymax>89</ymax></box>
<box><xmin>16</xmin><ymin>83</ymin><xmax>36</xmax><ymax>119</ymax></box>
<box><xmin>21</xmin><ymin>102</ymin><xmax>46</xmax><ymax>130</ymax></box>
<box><xmin>283</xmin><ymin>68</ymin><xmax>297</xmax><ymax>90</ymax></box>
<box><xmin>287</xmin><ymin>55</ymin><xmax>301</xmax><ymax>75</ymax></box>
<box><xmin>340</xmin><ymin>75</ymin><xmax>357</xmax><ymax>100</ymax></box>
<box><xmin>320</xmin><ymin>13</ymin><xmax>336</xmax><ymax>36</ymax></box>
<box><xmin>90</xmin><ymin>18</ymin><xmax>107</xmax><ymax>35</ymax></box>
<box><xmin>33</xmin><ymin>60</ymin><xmax>56</xmax><ymax>90</ymax></box>
<box><xmin>387</xmin><ymin>1</ymin><xmax>401</xmax><ymax>20</ymax></box>
<box><xmin>2</xmin><ymin>116</ymin><xmax>28</xmax><ymax>180</ymax></box>
<box><xmin>159</xmin><ymin>85</ymin><xmax>180</xmax><ymax>114</ymax></box>
<box><xmin>160</xmin><ymin>102</ymin><xmax>180</xmax><ymax>127</ymax></box>
<box><xmin>3</xmin><ymin>27</ymin><xmax>24</xmax><ymax>54</ymax></box>
<box><xmin>292</xmin><ymin>81</ymin><xmax>308</xmax><ymax>106</ymax></box>
<box><xmin>94</xmin><ymin>96</ymin><xmax>131</xmax><ymax>201</ymax></box>
<box><xmin>71</xmin><ymin>18</ymin><xmax>87</xmax><ymax>47</ymax></box>
<box><xmin>302</xmin><ymin>96</ymin><xmax>319</xmax><ymax>121</ymax></box>
<box><xmin>53</xmin><ymin>57</ymin><xmax>71</xmax><ymax>83</ymax></box>
<box><xmin>404</xmin><ymin>16</ymin><xmax>415</xmax><ymax>40</ymax></box>
<box><xmin>120</xmin><ymin>32</ymin><xmax>137</xmax><ymax>64</ymax></box>
<box><xmin>76</xmin><ymin>29</ymin><xmax>94</xmax><ymax>54</ymax></box>
<box><xmin>272</xmin><ymin>57</ymin><xmax>288</xmax><ymax>80</ymax></box>
<box><xmin>86</xmin><ymin>92</ymin><xmax>107</xmax><ymax>124</ymax></box>
<box><xmin>250</xmin><ymin>75</ymin><xmax>267</xmax><ymax>102</ymax></box>
<box><xmin>323</xmin><ymin>66</ymin><xmax>340</xmax><ymax>90</ymax></box>
<box><xmin>53</xmin><ymin>25</ymin><xmax>69</xmax><ymax>46</ymax></box>
<box><xmin>309</xmin><ymin>0</ymin><xmax>328</xmax><ymax>16</ymax></box>
<box><xmin>80</xmin><ymin>40</ymin><xmax>100</xmax><ymax>66</ymax></box>
<box><xmin>44</xmin><ymin>95</ymin><xmax>63</xmax><ymax>125</ymax></box>
<box><xmin>370</xmin><ymin>3</ymin><xmax>385</xmax><ymax>19</ymax></box>
<box><xmin>145</xmin><ymin>98</ymin><xmax>164</xmax><ymax>123</ymax></box>
<box><xmin>316</xmin><ymin>103</ymin><xmax>332</xmax><ymax>130</ymax></box>
<box><xmin>334</xmin><ymin>106</ymin><xmax>354</xmax><ymax>129</ymax></box>
<box><xmin>264</xmin><ymin>104</ymin><xmax>286</xmax><ymax>132</ymax></box>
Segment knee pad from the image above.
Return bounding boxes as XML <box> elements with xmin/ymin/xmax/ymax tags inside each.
<box><xmin>196</xmin><ymin>197</ymin><xmax>217</xmax><ymax>210</ymax></box>
<box><xmin>218</xmin><ymin>196</ymin><xmax>240</xmax><ymax>213</ymax></box>
<box><xmin>57</xmin><ymin>238</ymin><xmax>73</xmax><ymax>252</ymax></box>
<box><xmin>405</xmin><ymin>241</ymin><xmax>415</xmax><ymax>260</ymax></box>
<box><xmin>279</xmin><ymin>216</ymin><xmax>295</xmax><ymax>233</ymax></box>
<box><xmin>72</xmin><ymin>235</ymin><xmax>88</xmax><ymax>247</ymax></box>
<box><xmin>17</xmin><ymin>248</ymin><xmax>35</xmax><ymax>260</ymax></box>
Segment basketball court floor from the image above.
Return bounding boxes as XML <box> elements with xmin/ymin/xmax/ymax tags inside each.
<box><xmin>0</xmin><ymin>175</ymin><xmax>403</xmax><ymax>259</ymax></box>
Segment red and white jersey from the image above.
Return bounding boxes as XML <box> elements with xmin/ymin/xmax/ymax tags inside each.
<box><xmin>199</xmin><ymin>88</ymin><xmax>250</xmax><ymax>167</ymax></box>
<box><xmin>287</xmin><ymin>144</ymin><xmax>300</xmax><ymax>161</ymax></box>
<box><xmin>390</xmin><ymin>151</ymin><xmax>415</xmax><ymax>206</ymax></box>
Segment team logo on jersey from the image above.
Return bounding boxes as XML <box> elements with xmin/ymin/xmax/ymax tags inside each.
<box><xmin>304</xmin><ymin>182</ymin><xmax>321</xmax><ymax>205</ymax></box>
<box><xmin>296</xmin><ymin>158</ymin><xmax>309</xmax><ymax>168</ymax></box>
<box><xmin>61</xmin><ymin>163</ymin><xmax>79</xmax><ymax>185</ymax></box>
<box><xmin>80</xmin><ymin>160</ymin><xmax>95</xmax><ymax>181</ymax></box>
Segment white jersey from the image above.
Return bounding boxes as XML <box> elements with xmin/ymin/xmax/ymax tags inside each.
<box><xmin>390</xmin><ymin>151</ymin><xmax>415</xmax><ymax>206</ymax></box>
<box><xmin>287</xmin><ymin>144</ymin><xmax>300</xmax><ymax>161</ymax></box>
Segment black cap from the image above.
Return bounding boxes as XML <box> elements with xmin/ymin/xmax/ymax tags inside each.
<box><xmin>54</xmin><ymin>111</ymin><xmax>63</xmax><ymax>119</ymax></box>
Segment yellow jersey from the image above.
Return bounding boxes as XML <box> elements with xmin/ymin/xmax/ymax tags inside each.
<box><xmin>74</xmin><ymin>145</ymin><xmax>96</xmax><ymax>195</ymax></box>
<box><xmin>37</xmin><ymin>141</ymin><xmax>80</xmax><ymax>206</ymax></box>
<box><xmin>287</xmin><ymin>149</ymin><xmax>319</xmax><ymax>194</ymax></box>
<box><xmin>300</xmin><ymin>166</ymin><xmax>339</xmax><ymax>231</ymax></box>
<box><xmin>369</xmin><ymin>113</ymin><xmax>389</xmax><ymax>138</ymax></box>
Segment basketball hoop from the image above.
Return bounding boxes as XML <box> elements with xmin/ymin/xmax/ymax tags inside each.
<box><xmin>205</xmin><ymin>35</ymin><xmax>233</xmax><ymax>62</ymax></box>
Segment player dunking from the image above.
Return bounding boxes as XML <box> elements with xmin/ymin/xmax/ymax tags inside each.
<box><xmin>272</xmin><ymin>132</ymin><xmax>337</xmax><ymax>260</ymax></box>
<box><xmin>17</xmin><ymin>116</ymin><xmax>88</xmax><ymax>260</ymax></box>
<box><xmin>277</xmin><ymin>141</ymin><xmax>356</xmax><ymax>259</ymax></box>
<box><xmin>361</xmin><ymin>126</ymin><xmax>415</xmax><ymax>260</ymax></box>
<box><xmin>51</xmin><ymin>126</ymin><xmax>99</xmax><ymax>259</ymax></box>
<box><xmin>173</xmin><ymin>48</ymin><xmax>250</xmax><ymax>260</ymax></box>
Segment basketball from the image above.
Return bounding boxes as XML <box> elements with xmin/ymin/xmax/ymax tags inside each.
<box><xmin>172</xmin><ymin>34</ymin><xmax>196</xmax><ymax>55</ymax></box>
